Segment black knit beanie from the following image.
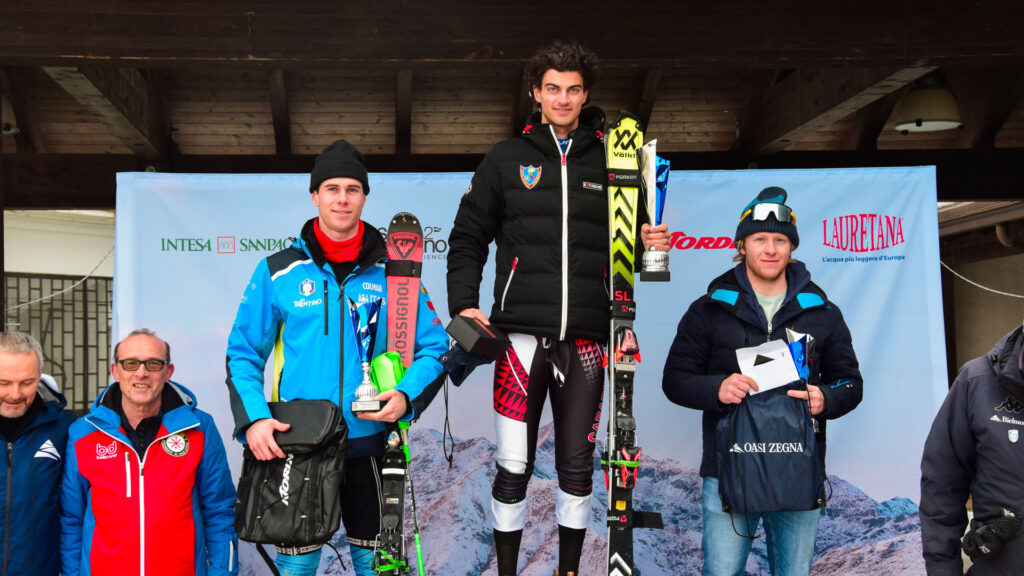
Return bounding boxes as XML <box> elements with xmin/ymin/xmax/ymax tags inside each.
<box><xmin>734</xmin><ymin>186</ymin><xmax>799</xmax><ymax>247</ymax></box>
<box><xmin>309</xmin><ymin>139</ymin><xmax>370</xmax><ymax>194</ymax></box>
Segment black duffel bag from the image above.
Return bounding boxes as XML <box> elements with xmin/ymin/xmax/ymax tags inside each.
<box><xmin>235</xmin><ymin>400</ymin><xmax>348</xmax><ymax>547</ymax></box>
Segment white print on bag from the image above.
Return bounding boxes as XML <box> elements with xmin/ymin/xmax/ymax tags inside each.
<box><xmin>280</xmin><ymin>454</ymin><xmax>294</xmax><ymax>506</ymax></box>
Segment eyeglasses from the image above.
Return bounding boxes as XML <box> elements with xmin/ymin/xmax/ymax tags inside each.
<box><xmin>740</xmin><ymin>203</ymin><xmax>796</xmax><ymax>225</ymax></box>
<box><xmin>116</xmin><ymin>358</ymin><xmax>168</xmax><ymax>372</ymax></box>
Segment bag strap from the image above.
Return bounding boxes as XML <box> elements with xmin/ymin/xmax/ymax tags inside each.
<box><xmin>256</xmin><ymin>544</ymin><xmax>282</xmax><ymax>576</ymax></box>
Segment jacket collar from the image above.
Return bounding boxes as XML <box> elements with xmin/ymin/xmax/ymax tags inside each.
<box><xmin>88</xmin><ymin>381</ymin><xmax>199</xmax><ymax>444</ymax></box>
<box><xmin>522</xmin><ymin>106</ymin><xmax>606</xmax><ymax>155</ymax></box>
<box><xmin>707</xmin><ymin>261</ymin><xmax>826</xmax><ymax>329</ymax></box>
<box><xmin>991</xmin><ymin>326</ymin><xmax>1024</xmax><ymax>403</ymax></box>
<box><xmin>296</xmin><ymin>217</ymin><xmax>387</xmax><ymax>274</ymax></box>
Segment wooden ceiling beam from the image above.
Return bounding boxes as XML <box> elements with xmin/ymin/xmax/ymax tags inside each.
<box><xmin>3</xmin><ymin>2</ymin><xmax>1024</xmax><ymax>68</ymax></box>
<box><xmin>738</xmin><ymin>66</ymin><xmax>936</xmax><ymax>156</ymax></box>
<box><xmin>42</xmin><ymin>66</ymin><xmax>168</xmax><ymax>162</ymax></box>
<box><xmin>6</xmin><ymin>149</ymin><xmax>1024</xmax><ymax>209</ymax></box>
<box><xmin>0</xmin><ymin>66</ymin><xmax>45</xmax><ymax>153</ymax></box>
<box><xmin>960</xmin><ymin>67</ymin><xmax>1024</xmax><ymax>149</ymax></box>
<box><xmin>395</xmin><ymin>69</ymin><xmax>412</xmax><ymax>155</ymax></box>
<box><xmin>843</xmin><ymin>88</ymin><xmax>907</xmax><ymax>151</ymax></box>
<box><xmin>267</xmin><ymin>69</ymin><xmax>291</xmax><ymax>155</ymax></box>
<box><xmin>634</xmin><ymin>68</ymin><xmax>662</xmax><ymax>132</ymax></box>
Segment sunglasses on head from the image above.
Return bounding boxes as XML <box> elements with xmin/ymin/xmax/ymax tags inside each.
<box><xmin>740</xmin><ymin>203</ymin><xmax>796</xmax><ymax>225</ymax></box>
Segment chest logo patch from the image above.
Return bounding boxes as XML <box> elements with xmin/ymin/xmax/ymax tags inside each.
<box><xmin>299</xmin><ymin>279</ymin><xmax>315</xmax><ymax>297</ymax></box>
<box><xmin>162</xmin><ymin>433</ymin><xmax>190</xmax><ymax>457</ymax></box>
<box><xmin>520</xmin><ymin>165</ymin><xmax>541</xmax><ymax>189</ymax></box>
<box><xmin>96</xmin><ymin>440</ymin><xmax>118</xmax><ymax>460</ymax></box>
<box><xmin>1010</xmin><ymin>429</ymin><xmax>1019</xmax><ymax>443</ymax></box>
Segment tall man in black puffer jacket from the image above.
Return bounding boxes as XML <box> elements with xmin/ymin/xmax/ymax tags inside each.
<box><xmin>921</xmin><ymin>324</ymin><xmax>1024</xmax><ymax>576</ymax></box>
<box><xmin>662</xmin><ymin>187</ymin><xmax>862</xmax><ymax>576</ymax></box>
<box><xmin>447</xmin><ymin>41</ymin><xmax>669</xmax><ymax>576</ymax></box>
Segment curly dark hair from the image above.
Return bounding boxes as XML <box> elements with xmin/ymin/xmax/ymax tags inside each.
<box><xmin>524</xmin><ymin>41</ymin><xmax>600</xmax><ymax>91</ymax></box>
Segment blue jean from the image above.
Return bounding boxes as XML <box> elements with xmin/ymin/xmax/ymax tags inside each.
<box><xmin>702</xmin><ymin>477</ymin><xmax>821</xmax><ymax>576</ymax></box>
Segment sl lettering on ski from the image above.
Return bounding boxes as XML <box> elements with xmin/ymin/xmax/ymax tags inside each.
<box><xmin>996</xmin><ymin>396</ymin><xmax>1024</xmax><ymax>414</ymax></box>
<box><xmin>389</xmin><ymin>232</ymin><xmax>422</xmax><ymax>261</ymax></box>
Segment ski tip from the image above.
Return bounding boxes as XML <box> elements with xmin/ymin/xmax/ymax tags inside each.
<box><xmin>608</xmin><ymin>109</ymin><xmax>643</xmax><ymax>132</ymax></box>
<box><xmin>390</xmin><ymin>212</ymin><xmax>420</xmax><ymax>226</ymax></box>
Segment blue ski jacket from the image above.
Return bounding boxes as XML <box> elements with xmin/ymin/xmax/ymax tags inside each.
<box><xmin>921</xmin><ymin>326</ymin><xmax>1024</xmax><ymax>576</ymax></box>
<box><xmin>662</xmin><ymin>261</ymin><xmax>863</xmax><ymax>478</ymax></box>
<box><xmin>0</xmin><ymin>375</ymin><xmax>74</xmax><ymax>576</ymax></box>
<box><xmin>61</xmin><ymin>381</ymin><xmax>238</xmax><ymax>576</ymax></box>
<box><xmin>226</xmin><ymin>218</ymin><xmax>448</xmax><ymax>458</ymax></box>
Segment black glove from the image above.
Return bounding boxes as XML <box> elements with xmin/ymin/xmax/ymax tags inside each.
<box><xmin>962</xmin><ymin>508</ymin><xmax>1021</xmax><ymax>559</ymax></box>
<box><xmin>441</xmin><ymin>343</ymin><xmax>493</xmax><ymax>387</ymax></box>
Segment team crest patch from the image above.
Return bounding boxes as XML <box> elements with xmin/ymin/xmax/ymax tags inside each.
<box><xmin>520</xmin><ymin>165</ymin><xmax>542</xmax><ymax>189</ymax></box>
<box><xmin>1010</xmin><ymin>429</ymin><xmax>1019</xmax><ymax>443</ymax></box>
<box><xmin>299</xmin><ymin>279</ymin><xmax>315</xmax><ymax>297</ymax></box>
<box><xmin>162</xmin><ymin>433</ymin><xmax>189</xmax><ymax>457</ymax></box>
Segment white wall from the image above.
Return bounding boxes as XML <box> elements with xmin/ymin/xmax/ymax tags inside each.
<box><xmin>3</xmin><ymin>210</ymin><xmax>115</xmax><ymax>276</ymax></box>
<box><xmin>952</xmin><ymin>252</ymin><xmax>1024</xmax><ymax>369</ymax></box>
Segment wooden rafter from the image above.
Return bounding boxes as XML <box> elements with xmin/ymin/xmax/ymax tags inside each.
<box><xmin>42</xmin><ymin>66</ymin><xmax>168</xmax><ymax>161</ymax></box>
<box><xmin>395</xmin><ymin>69</ymin><xmax>412</xmax><ymax>155</ymax></box>
<box><xmin>738</xmin><ymin>66</ymin><xmax>937</xmax><ymax>155</ymax></box>
<box><xmin>843</xmin><ymin>88</ymin><xmax>907</xmax><ymax>151</ymax></box>
<box><xmin>267</xmin><ymin>69</ymin><xmax>291</xmax><ymax>155</ymax></box>
<box><xmin>960</xmin><ymin>67</ymin><xmax>1024</xmax><ymax>148</ymax></box>
<box><xmin>0</xmin><ymin>66</ymin><xmax>45</xmax><ymax>153</ymax></box>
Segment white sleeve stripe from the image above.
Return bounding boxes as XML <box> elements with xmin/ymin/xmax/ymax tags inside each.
<box><xmin>271</xmin><ymin>259</ymin><xmax>312</xmax><ymax>281</ymax></box>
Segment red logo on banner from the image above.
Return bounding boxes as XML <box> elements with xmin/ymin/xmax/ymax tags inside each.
<box><xmin>822</xmin><ymin>214</ymin><xmax>905</xmax><ymax>252</ymax></box>
<box><xmin>670</xmin><ymin>232</ymin><xmax>734</xmax><ymax>250</ymax></box>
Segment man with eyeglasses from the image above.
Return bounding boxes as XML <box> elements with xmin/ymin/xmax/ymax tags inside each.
<box><xmin>61</xmin><ymin>329</ymin><xmax>238</xmax><ymax>576</ymax></box>
<box><xmin>662</xmin><ymin>187</ymin><xmax>862</xmax><ymax>576</ymax></box>
<box><xmin>0</xmin><ymin>330</ymin><xmax>74</xmax><ymax>576</ymax></box>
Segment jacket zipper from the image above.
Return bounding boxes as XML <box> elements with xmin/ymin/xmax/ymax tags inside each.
<box><xmin>338</xmin><ymin>285</ymin><xmax>346</xmax><ymax>407</ymax></box>
<box><xmin>124</xmin><ymin>452</ymin><xmax>132</xmax><ymax>497</ymax></box>
<box><xmin>324</xmin><ymin>282</ymin><xmax>329</xmax><ymax>335</ymax></box>
<box><xmin>500</xmin><ymin>257</ymin><xmax>519</xmax><ymax>311</ymax></box>
<box><xmin>3</xmin><ymin>443</ymin><xmax>11</xmax><ymax>576</ymax></box>
<box><xmin>550</xmin><ymin>125</ymin><xmax>572</xmax><ymax>341</ymax></box>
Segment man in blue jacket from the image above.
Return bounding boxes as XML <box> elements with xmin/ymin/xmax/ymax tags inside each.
<box><xmin>0</xmin><ymin>330</ymin><xmax>74</xmax><ymax>576</ymax></box>
<box><xmin>921</xmin><ymin>324</ymin><xmax>1024</xmax><ymax>575</ymax></box>
<box><xmin>662</xmin><ymin>187</ymin><xmax>862</xmax><ymax>576</ymax></box>
<box><xmin>226</xmin><ymin>139</ymin><xmax>448</xmax><ymax>576</ymax></box>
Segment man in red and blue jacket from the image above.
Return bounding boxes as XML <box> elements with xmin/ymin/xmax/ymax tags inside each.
<box><xmin>61</xmin><ymin>329</ymin><xmax>238</xmax><ymax>576</ymax></box>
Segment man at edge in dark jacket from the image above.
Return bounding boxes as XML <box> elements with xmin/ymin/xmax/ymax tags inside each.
<box><xmin>662</xmin><ymin>187</ymin><xmax>862</xmax><ymax>576</ymax></box>
<box><xmin>921</xmin><ymin>324</ymin><xmax>1024</xmax><ymax>575</ymax></box>
<box><xmin>447</xmin><ymin>41</ymin><xmax>669</xmax><ymax>576</ymax></box>
<box><xmin>0</xmin><ymin>330</ymin><xmax>74</xmax><ymax>576</ymax></box>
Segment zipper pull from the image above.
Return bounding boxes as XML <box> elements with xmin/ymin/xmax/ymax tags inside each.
<box><xmin>7</xmin><ymin>442</ymin><xmax>12</xmax><ymax>466</ymax></box>
<box><xmin>561</xmin><ymin>153</ymin><xmax>567</xmax><ymax>167</ymax></box>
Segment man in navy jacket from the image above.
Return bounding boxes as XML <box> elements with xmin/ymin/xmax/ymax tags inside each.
<box><xmin>0</xmin><ymin>330</ymin><xmax>74</xmax><ymax>576</ymax></box>
<box><xmin>662</xmin><ymin>187</ymin><xmax>862</xmax><ymax>576</ymax></box>
<box><xmin>921</xmin><ymin>324</ymin><xmax>1024</xmax><ymax>575</ymax></box>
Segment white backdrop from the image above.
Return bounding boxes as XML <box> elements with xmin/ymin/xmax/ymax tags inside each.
<box><xmin>114</xmin><ymin>166</ymin><xmax>944</xmax><ymax>574</ymax></box>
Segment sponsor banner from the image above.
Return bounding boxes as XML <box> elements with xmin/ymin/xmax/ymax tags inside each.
<box><xmin>115</xmin><ymin>166</ymin><xmax>944</xmax><ymax>514</ymax></box>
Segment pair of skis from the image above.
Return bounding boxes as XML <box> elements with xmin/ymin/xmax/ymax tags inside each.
<box><xmin>603</xmin><ymin>111</ymin><xmax>664</xmax><ymax>576</ymax></box>
<box><xmin>375</xmin><ymin>212</ymin><xmax>427</xmax><ymax>576</ymax></box>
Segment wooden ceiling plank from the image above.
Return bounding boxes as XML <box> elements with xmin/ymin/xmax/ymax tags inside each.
<box><xmin>395</xmin><ymin>69</ymin><xmax>412</xmax><ymax>155</ymax></box>
<box><xmin>635</xmin><ymin>67</ymin><xmax>662</xmax><ymax>132</ymax></box>
<box><xmin>267</xmin><ymin>68</ymin><xmax>291</xmax><ymax>155</ymax></box>
<box><xmin>0</xmin><ymin>66</ymin><xmax>45</xmax><ymax>152</ymax></box>
<box><xmin>739</xmin><ymin>66</ymin><xmax>937</xmax><ymax>155</ymax></box>
<box><xmin>42</xmin><ymin>66</ymin><xmax>168</xmax><ymax>161</ymax></box>
<box><xmin>960</xmin><ymin>67</ymin><xmax>1024</xmax><ymax>149</ymax></box>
